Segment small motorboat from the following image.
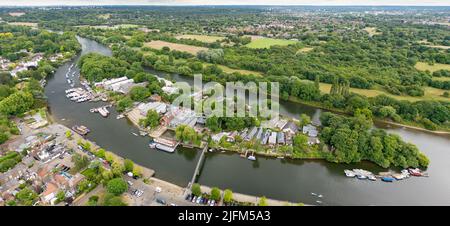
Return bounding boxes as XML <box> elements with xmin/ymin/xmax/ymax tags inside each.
<box><xmin>132</xmin><ymin>132</ymin><xmax>138</xmax><ymax>136</ymax></box>
<box><xmin>344</xmin><ymin>170</ymin><xmax>356</xmax><ymax>177</ymax></box>
<box><xmin>311</xmin><ymin>193</ymin><xmax>317</xmax><ymax>196</ymax></box>
<box><xmin>381</xmin><ymin>177</ymin><xmax>395</xmax><ymax>182</ymax></box>
<box><xmin>247</xmin><ymin>155</ymin><xmax>256</xmax><ymax>161</ymax></box>
<box><xmin>149</xmin><ymin>142</ymin><xmax>156</xmax><ymax>149</ymax></box>
<box><xmin>316</xmin><ymin>200</ymin><xmax>322</xmax><ymax>204</ymax></box>
<box><xmin>356</xmin><ymin>174</ymin><xmax>367</xmax><ymax>180</ymax></box>
<box><xmin>116</xmin><ymin>114</ymin><xmax>125</xmax><ymax>120</ymax></box>
<box><xmin>368</xmin><ymin>175</ymin><xmax>377</xmax><ymax>181</ymax></box>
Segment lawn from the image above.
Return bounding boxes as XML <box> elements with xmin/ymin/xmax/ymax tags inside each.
<box><xmin>296</xmin><ymin>47</ymin><xmax>314</xmax><ymax>54</ymax></box>
<box><xmin>176</xmin><ymin>34</ymin><xmax>224</xmax><ymax>43</ymax></box>
<box><xmin>363</xmin><ymin>27</ymin><xmax>382</xmax><ymax>37</ymax></box>
<box><xmin>204</xmin><ymin>63</ymin><xmax>262</xmax><ymax>76</ymax></box>
<box><xmin>7</xmin><ymin>22</ymin><xmax>38</xmax><ymax>28</ymax></box>
<box><xmin>144</xmin><ymin>40</ymin><xmax>208</xmax><ymax>55</ymax></box>
<box><xmin>245</xmin><ymin>37</ymin><xmax>298</xmax><ymax>49</ymax></box>
<box><xmin>415</xmin><ymin>62</ymin><xmax>450</xmax><ymax>73</ymax></box>
<box><xmin>313</xmin><ymin>81</ymin><xmax>449</xmax><ymax>102</ymax></box>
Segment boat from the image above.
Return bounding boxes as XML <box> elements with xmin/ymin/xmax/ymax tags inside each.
<box><xmin>72</xmin><ymin>125</ymin><xmax>90</xmax><ymax>135</ymax></box>
<box><xmin>101</xmin><ymin>97</ymin><xmax>108</xmax><ymax>102</ymax></box>
<box><xmin>155</xmin><ymin>143</ymin><xmax>176</xmax><ymax>153</ymax></box>
<box><xmin>116</xmin><ymin>114</ymin><xmax>125</xmax><ymax>120</ymax></box>
<box><xmin>317</xmin><ymin>194</ymin><xmax>323</xmax><ymax>198</ymax></box>
<box><xmin>247</xmin><ymin>155</ymin><xmax>256</xmax><ymax>161</ymax></box>
<box><xmin>392</xmin><ymin>173</ymin><xmax>406</xmax><ymax>180</ymax></box>
<box><xmin>98</xmin><ymin>107</ymin><xmax>109</xmax><ymax>117</ymax></box>
<box><xmin>149</xmin><ymin>142</ymin><xmax>156</xmax><ymax>149</ymax></box>
<box><xmin>311</xmin><ymin>193</ymin><xmax>317</xmax><ymax>196</ymax></box>
<box><xmin>381</xmin><ymin>177</ymin><xmax>395</xmax><ymax>182</ymax></box>
<box><xmin>368</xmin><ymin>175</ymin><xmax>377</xmax><ymax>181</ymax></box>
<box><xmin>139</xmin><ymin>131</ymin><xmax>148</xmax><ymax>136</ymax></box>
<box><xmin>408</xmin><ymin>168</ymin><xmax>423</xmax><ymax>177</ymax></box>
<box><xmin>316</xmin><ymin>200</ymin><xmax>322</xmax><ymax>204</ymax></box>
<box><xmin>89</xmin><ymin>108</ymin><xmax>96</xmax><ymax>113</ymax></box>
<box><xmin>356</xmin><ymin>174</ymin><xmax>367</xmax><ymax>180</ymax></box>
<box><xmin>344</xmin><ymin>170</ymin><xmax>356</xmax><ymax>177</ymax></box>
<box><xmin>132</xmin><ymin>132</ymin><xmax>138</xmax><ymax>136</ymax></box>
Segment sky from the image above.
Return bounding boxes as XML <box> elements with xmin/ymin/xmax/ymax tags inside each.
<box><xmin>0</xmin><ymin>0</ymin><xmax>449</xmax><ymax>7</ymax></box>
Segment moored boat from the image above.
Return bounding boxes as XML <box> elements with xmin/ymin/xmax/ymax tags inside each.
<box><xmin>344</xmin><ymin>170</ymin><xmax>356</xmax><ymax>177</ymax></box>
<box><xmin>72</xmin><ymin>125</ymin><xmax>90</xmax><ymax>135</ymax></box>
<box><xmin>381</xmin><ymin>177</ymin><xmax>395</xmax><ymax>182</ymax></box>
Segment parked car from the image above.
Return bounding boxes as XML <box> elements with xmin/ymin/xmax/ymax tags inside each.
<box><xmin>155</xmin><ymin>187</ymin><xmax>162</xmax><ymax>193</ymax></box>
<box><xmin>156</xmin><ymin>198</ymin><xmax>166</xmax><ymax>205</ymax></box>
<box><xmin>191</xmin><ymin>196</ymin><xmax>197</xmax><ymax>203</ymax></box>
<box><xmin>127</xmin><ymin>181</ymin><xmax>133</xmax><ymax>186</ymax></box>
<box><xmin>185</xmin><ymin>194</ymin><xmax>192</xmax><ymax>201</ymax></box>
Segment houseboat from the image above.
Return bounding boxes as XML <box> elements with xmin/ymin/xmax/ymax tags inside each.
<box><xmin>72</xmin><ymin>125</ymin><xmax>90</xmax><ymax>135</ymax></box>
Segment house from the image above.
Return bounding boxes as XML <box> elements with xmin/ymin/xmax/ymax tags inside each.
<box><xmin>212</xmin><ymin>132</ymin><xmax>229</xmax><ymax>143</ymax></box>
<box><xmin>138</xmin><ymin>102</ymin><xmax>167</xmax><ymax>116</ymax></box>
<box><xmin>302</xmin><ymin>124</ymin><xmax>318</xmax><ymax>137</ymax></box>
<box><xmin>150</xmin><ymin>94</ymin><xmax>162</xmax><ymax>102</ymax></box>
<box><xmin>162</xmin><ymin>86</ymin><xmax>179</xmax><ymax>95</ymax></box>
<box><xmin>261</xmin><ymin>130</ymin><xmax>271</xmax><ymax>145</ymax></box>
<box><xmin>282</xmin><ymin>121</ymin><xmax>299</xmax><ymax>135</ymax></box>
<box><xmin>255</xmin><ymin>128</ymin><xmax>263</xmax><ymax>141</ymax></box>
<box><xmin>277</xmin><ymin>132</ymin><xmax>285</xmax><ymax>145</ymax></box>
<box><xmin>41</xmin><ymin>182</ymin><xmax>58</xmax><ymax>204</ymax></box>
<box><xmin>245</xmin><ymin>127</ymin><xmax>258</xmax><ymax>141</ymax></box>
<box><xmin>227</xmin><ymin>131</ymin><xmax>238</xmax><ymax>142</ymax></box>
<box><xmin>268</xmin><ymin>132</ymin><xmax>277</xmax><ymax>145</ymax></box>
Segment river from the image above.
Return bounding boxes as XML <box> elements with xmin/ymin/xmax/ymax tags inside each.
<box><xmin>45</xmin><ymin>37</ymin><xmax>450</xmax><ymax>206</ymax></box>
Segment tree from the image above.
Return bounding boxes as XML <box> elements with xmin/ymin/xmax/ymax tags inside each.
<box><xmin>191</xmin><ymin>183</ymin><xmax>201</xmax><ymax>196</ymax></box>
<box><xmin>106</xmin><ymin>178</ymin><xmax>128</xmax><ymax>196</ymax></box>
<box><xmin>298</xmin><ymin>114</ymin><xmax>311</xmax><ymax>127</ymax></box>
<box><xmin>0</xmin><ymin>91</ymin><xmax>34</xmax><ymax>115</ymax></box>
<box><xmin>65</xmin><ymin>130</ymin><xmax>72</xmax><ymax>139</ymax></box>
<box><xmin>223</xmin><ymin>189</ymin><xmax>233</xmax><ymax>203</ymax></box>
<box><xmin>258</xmin><ymin>196</ymin><xmax>268</xmax><ymax>206</ymax></box>
<box><xmin>129</xmin><ymin>86</ymin><xmax>150</xmax><ymax>102</ymax></box>
<box><xmin>123</xmin><ymin>159</ymin><xmax>134</xmax><ymax>173</ymax></box>
<box><xmin>116</xmin><ymin>96</ymin><xmax>133</xmax><ymax>112</ymax></box>
<box><xmin>140</xmin><ymin>110</ymin><xmax>160</xmax><ymax>129</ymax></box>
<box><xmin>16</xmin><ymin>188</ymin><xmax>38</xmax><ymax>206</ymax></box>
<box><xmin>293</xmin><ymin>134</ymin><xmax>309</xmax><ymax>152</ymax></box>
<box><xmin>103</xmin><ymin>193</ymin><xmax>127</xmax><ymax>206</ymax></box>
<box><xmin>210</xmin><ymin>187</ymin><xmax>221</xmax><ymax>201</ymax></box>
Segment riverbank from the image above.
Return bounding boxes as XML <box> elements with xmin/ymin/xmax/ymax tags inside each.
<box><xmin>287</xmin><ymin>96</ymin><xmax>450</xmax><ymax>134</ymax></box>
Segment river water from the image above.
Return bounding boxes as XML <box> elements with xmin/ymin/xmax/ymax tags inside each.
<box><xmin>45</xmin><ymin>37</ymin><xmax>450</xmax><ymax>206</ymax></box>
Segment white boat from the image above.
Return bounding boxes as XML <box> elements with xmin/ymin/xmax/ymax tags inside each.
<box><xmin>67</xmin><ymin>79</ymin><xmax>71</xmax><ymax>84</ymax></box>
<box><xmin>155</xmin><ymin>143</ymin><xmax>176</xmax><ymax>153</ymax></box>
<box><xmin>344</xmin><ymin>170</ymin><xmax>356</xmax><ymax>177</ymax></box>
<box><xmin>149</xmin><ymin>143</ymin><xmax>156</xmax><ymax>149</ymax></box>
<box><xmin>116</xmin><ymin>114</ymin><xmax>125</xmax><ymax>120</ymax></box>
<box><xmin>247</xmin><ymin>155</ymin><xmax>256</xmax><ymax>161</ymax></box>
<box><xmin>132</xmin><ymin>132</ymin><xmax>138</xmax><ymax>136</ymax></box>
<box><xmin>368</xmin><ymin>175</ymin><xmax>377</xmax><ymax>181</ymax></box>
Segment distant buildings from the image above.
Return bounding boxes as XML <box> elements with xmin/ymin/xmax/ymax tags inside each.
<box><xmin>95</xmin><ymin>76</ymin><xmax>147</xmax><ymax>94</ymax></box>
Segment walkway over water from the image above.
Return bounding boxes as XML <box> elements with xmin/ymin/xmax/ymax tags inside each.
<box><xmin>185</xmin><ymin>144</ymin><xmax>208</xmax><ymax>194</ymax></box>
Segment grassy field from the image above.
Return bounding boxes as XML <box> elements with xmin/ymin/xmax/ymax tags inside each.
<box><xmin>296</xmin><ymin>47</ymin><xmax>314</xmax><ymax>54</ymax></box>
<box><xmin>415</xmin><ymin>62</ymin><xmax>450</xmax><ymax>73</ymax></box>
<box><xmin>204</xmin><ymin>63</ymin><xmax>262</xmax><ymax>76</ymax></box>
<box><xmin>312</xmin><ymin>80</ymin><xmax>449</xmax><ymax>102</ymax></box>
<box><xmin>245</xmin><ymin>37</ymin><xmax>298</xmax><ymax>49</ymax></box>
<box><xmin>9</xmin><ymin>12</ymin><xmax>26</xmax><ymax>17</ymax></box>
<box><xmin>176</xmin><ymin>34</ymin><xmax>224</xmax><ymax>43</ymax></box>
<box><xmin>75</xmin><ymin>24</ymin><xmax>139</xmax><ymax>29</ymax></box>
<box><xmin>7</xmin><ymin>22</ymin><xmax>38</xmax><ymax>28</ymax></box>
<box><xmin>363</xmin><ymin>27</ymin><xmax>382</xmax><ymax>37</ymax></box>
<box><xmin>432</xmin><ymin>77</ymin><xmax>450</xmax><ymax>81</ymax></box>
<box><xmin>144</xmin><ymin>40</ymin><xmax>208</xmax><ymax>55</ymax></box>
<box><xmin>97</xmin><ymin>14</ymin><xmax>111</xmax><ymax>19</ymax></box>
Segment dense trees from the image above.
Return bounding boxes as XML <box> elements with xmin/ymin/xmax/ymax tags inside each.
<box><xmin>140</xmin><ymin>109</ymin><xmax>160</xmax><ymax>129</ymax></box>
<box><xmin>320</xmin><ymin>112</ymin><xmax>429</xmax><ymax>168</ymax></box>
<box><xmin>175</xmin><ymin>124</ymin><xmax>201</xmax><ymax>145</ymax></box>
<box><xmin>106</xmin><ymin>178</ymin><xmax>128</xmax><ymax>196</ymax></box>
<box><xmin>0</xmin><ymin>91</ymin><xmax>34</xmax><ymax>115</ymax></box>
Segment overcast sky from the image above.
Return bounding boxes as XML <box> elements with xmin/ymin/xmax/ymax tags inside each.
<box><xmin>0</xmin><ymin>0</ymin><xmax>448</xmax><ymax>6</ymax></box>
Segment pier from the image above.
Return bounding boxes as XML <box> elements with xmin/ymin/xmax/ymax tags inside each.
<box><xmin>185</xmin><ymin>144</ymin><xmax>208</xmax><ymax>195</ymax></box>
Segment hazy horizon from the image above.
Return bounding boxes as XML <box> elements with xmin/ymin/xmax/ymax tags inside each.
<box><xmin>0</xmin><ymin>0</ymin><xmax>449</xmax><ymax>7</ymax></box>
